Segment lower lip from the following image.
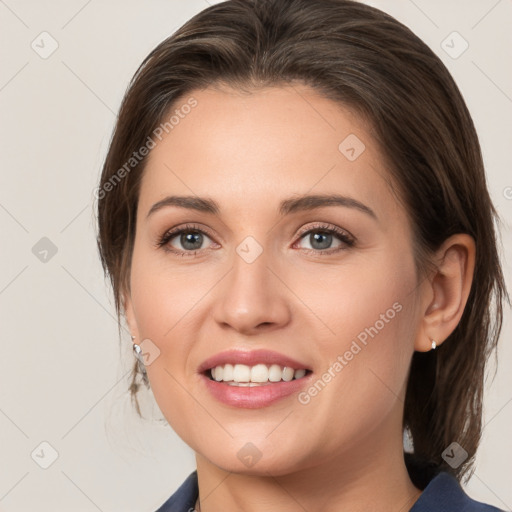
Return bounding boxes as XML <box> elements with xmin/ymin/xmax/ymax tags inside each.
<box><xmin>201</xmin><ymin>374</ymin><xmax>311</xmax><ymax>409</ymax></box>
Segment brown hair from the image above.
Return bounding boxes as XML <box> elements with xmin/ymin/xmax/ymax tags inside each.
<box><xmin>96</xmin><ymin>0</ymin><xmax>508</xmax><ymax>483</ymax></box>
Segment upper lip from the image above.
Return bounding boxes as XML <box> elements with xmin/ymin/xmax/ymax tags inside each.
<box><xmin>198</xmin><ymin>349</ymin><xmax>311</xmax><ymax>373</ymax></box>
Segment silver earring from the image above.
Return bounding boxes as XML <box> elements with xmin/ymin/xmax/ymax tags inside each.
<box><xmin>132</xmin><ymin>336</ymin><xmax>150</xmax><ymax>388</ymax></box>
<box><xmin>431</xmin><ymin>339</ymin><xmax>437</xmax><ymax>350</ymax></box>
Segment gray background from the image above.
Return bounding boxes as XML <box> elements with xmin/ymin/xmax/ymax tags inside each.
<box><xmin>0</xmin><ymin>0</ymin><xmax>510</xmax><ymax>510</ymax></box>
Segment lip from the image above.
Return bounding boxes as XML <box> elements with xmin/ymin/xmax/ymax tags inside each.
<box><xmin>201</xmin><ymin>375</ymin><xmax>312</xmax><ymax>409</ymax></box>
<box><xmin>198</xmin><ymin>349</ymin><xmax>313</xmax><ymax>409</ymax></box>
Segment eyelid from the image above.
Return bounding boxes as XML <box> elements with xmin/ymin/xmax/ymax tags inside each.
<box><xmin>160</xmin><ymin>222</ymin><xmax>213</xmax><ymax>239</ymax></box>
<box><xmin>295</xmin><ymin>222</ymin><xmax>355</xmax><ymax>242</ymax></box>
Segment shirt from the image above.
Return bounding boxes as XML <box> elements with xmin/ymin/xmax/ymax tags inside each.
<box><xmin>154</xmin><ymin>463</ymin><xmax>505</xmax><ymax>512</ymax></box>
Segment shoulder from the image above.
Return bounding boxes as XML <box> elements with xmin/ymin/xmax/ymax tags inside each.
<box><xmin>154</xmin><ymin>471</ymin><xmax>198</xmax><ymax>512</ymax></box>
<box><xmin>410</xmin><ymin>471</ymin><xmax>506</xmax><ymax>512</ymax></box>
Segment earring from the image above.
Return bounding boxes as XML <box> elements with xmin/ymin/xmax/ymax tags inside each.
<box><xmin>431</xmin><ymin>339</ymin><xmax>437</xmax><ymax>350</ymax></box>
<box><xmin>132</xmin><ymin>336</ymin><xmax>150</xmax><ymax>388</ymax></box>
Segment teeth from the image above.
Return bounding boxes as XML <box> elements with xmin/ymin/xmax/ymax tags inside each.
<box><xmin>269</xmin><ymin>364</ymin><xmax>282</xmax><ymax>382</ymax></box>
<box><xmin>223</xmin><ymin>364</ymin><xmax>234</xmax><ymax>381</ymax></box>
<box><xmin>233</xmin><ymin>364</ymin><xmax>251</xmax><ymax>382</ymax></box>
<box><xmin>213</xmin><ymin>366</ymin><xmax>223</xmax><ymax>381</ymax></box>
<box><xmin>251</xmin><ymin>364</ymin><xmax>269</xmax><ymax>383</ymax></box>
<box><xmin>294</xmin><ymin>369</ymin><xmax>306</xmax><ymax>379</ymax></box>
<box><xmin>282</xmin><ymin>367</ymin><xmax>294</xmax><ymax>382</ymax></box>
<box><xmin>209</xmin><ymin>363</ymin><xmax>308</xmax><ymax>383</ymax></box>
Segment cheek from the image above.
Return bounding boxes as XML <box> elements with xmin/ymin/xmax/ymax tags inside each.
<box><xmin>292</xmin><ymin>245</ymin><xmax>417</xmax><ymax>355</ymax></box>
<box><xmin>128</xmin><ymin>248</ymin><xmax>216</xmax><ymax>438</ymax></box>
<box><xmin>291</xmin><ymin>295</ymin><xmax>417</xmax><ymax>461</ymax></box>
<box><xmin>129</xmin><ymin>242</ymin><xmax>205</xmax><ymax>342</ymax></box>
<box><xmin>300</xmin><ymin>250</ymin><xmax>418</xmax><ymax>402</ymax></box>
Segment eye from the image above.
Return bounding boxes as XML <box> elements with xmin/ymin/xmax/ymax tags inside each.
<box><xmin>156</xmin><ymin>223</ymin><xmax>217</xmax><ymax>256</ymax></box>
<box><xmin>294</xmin><ymin>223</ymin><xmax>355</xmax><ymax>254</ymax></box>
<box><xmin>156</xmin><ymin>222</ymin><xmax>355</xmax><ymax>257</ymax></box>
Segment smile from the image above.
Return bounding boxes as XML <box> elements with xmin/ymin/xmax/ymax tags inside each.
<box><xmin>199</xmin><ymin>349</ymin><xmax>313</xmax><ymax>408</ymax></box>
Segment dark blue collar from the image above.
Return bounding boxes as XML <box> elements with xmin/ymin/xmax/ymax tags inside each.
<box><xmin>409</xmin><ymin>471</ymin><xmax>504</xmax><ymax>511</ymax></box>
<box><xmin>155</xmin><ymin>470</ymin><xmax>198</xmax><ymax>512</ymax></box>
<box><xmin>155</xmin><ymin>469</ymin><xmax>504</xmax><ymax>511</ymax></box>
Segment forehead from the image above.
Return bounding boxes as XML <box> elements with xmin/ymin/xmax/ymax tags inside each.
<box><xmin>139</xmin><ymin>85</ymin><xmax>401</xmax><ymax>224</ymax></box>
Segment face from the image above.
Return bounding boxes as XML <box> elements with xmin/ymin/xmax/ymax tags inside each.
<box><xmin>125</xmin><ymin>84</ymin><xmax>425</xmax><ymax>476</ymax></box>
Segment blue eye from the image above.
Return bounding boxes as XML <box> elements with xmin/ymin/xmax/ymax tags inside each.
<box><xmin>174</xmin><ymin>231</ymin><xmax>208</xmax><ymax>251</ymax></box>
<box><xmin>157</xmin><ymin>223</ymin><xmax>215</xmax><ymax>256</ymax></box>
<box><xmin>295</xmin><ymin>224</ymin><xmax>355</xmax><ymax>254</ymax></box>
<box><xmin>156</xmin><ymin>222</ymin><xmax>355</xmax><ymax>256</ymax></box>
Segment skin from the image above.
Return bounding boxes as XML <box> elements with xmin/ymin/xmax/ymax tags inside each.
<box><xmin>124</xmin><ymin>84</ymin><xmax>475</xmax><ymax>512</ymax></box>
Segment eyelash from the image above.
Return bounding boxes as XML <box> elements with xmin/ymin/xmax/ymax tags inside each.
<box><xmin>155</xmin><ymin>222</ymin><xmax>356</xmax><ymax>257</ymax></box>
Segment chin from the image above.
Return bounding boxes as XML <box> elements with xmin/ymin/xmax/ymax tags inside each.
<box><xmin>197</xmin><ymin>440</ymin><xmax>312</xmax><ymax>477</ymax></box>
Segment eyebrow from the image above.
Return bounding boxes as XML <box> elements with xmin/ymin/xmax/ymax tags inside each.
<box><xmin>146</xmin><ymin>193</ymin><xmax>377</xmax><ymax>220</ymax></box>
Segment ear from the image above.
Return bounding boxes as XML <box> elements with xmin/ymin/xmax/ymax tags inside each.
<box><xmin>414</xmin><ymin>233</ymin><xmax>476</xmax><ymax>352</ymax></box>
<box><xmin>122</xmin><ymin>288</ymin><xmax>140</xmax><ymax>341</ymax></box>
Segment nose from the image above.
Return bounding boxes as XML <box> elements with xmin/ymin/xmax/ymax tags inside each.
<box><xmin>211</xmin><ymin>246</ymin><xmax>292</xmax><ymax>336</ymax></box>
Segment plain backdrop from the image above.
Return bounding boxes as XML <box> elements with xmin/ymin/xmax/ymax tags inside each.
<box><xmin>0</xmin><ymin>1</ymin><xmax>511</xmax><ymax>510</ymax></box>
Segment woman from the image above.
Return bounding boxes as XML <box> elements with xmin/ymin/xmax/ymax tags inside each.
<box><xmin>96</xmin><ymin>0</ymin><xmax>509</xmax><ymax>510</ymax></box>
